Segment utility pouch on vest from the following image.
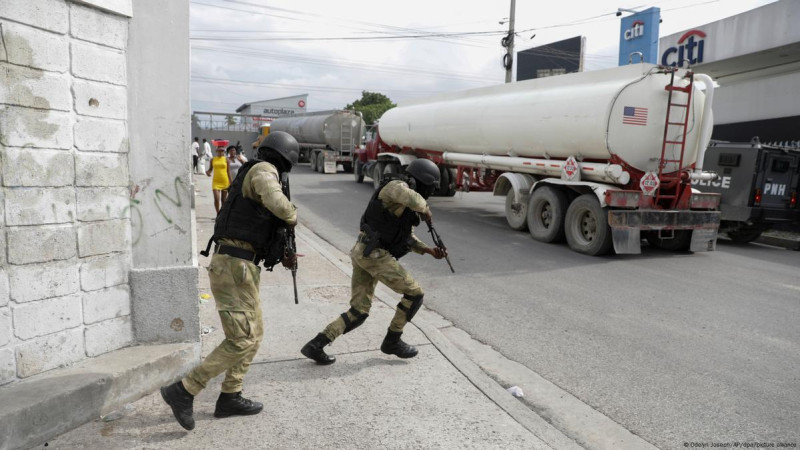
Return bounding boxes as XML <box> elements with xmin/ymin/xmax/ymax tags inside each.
<box><xmin>260</xmin><ymin>226</ymin><xmax>287</xmax><ymax>271</ymax></box>
<box><xmin>360</xmin><ymin>223</ymin><xmax>381</xmax><ymax>257</ymax></box>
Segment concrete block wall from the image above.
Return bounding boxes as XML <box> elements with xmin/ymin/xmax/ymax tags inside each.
<box><xmin>0</xmin><ymin>0</ymin><xmax>134</xmax><ymax>385</ymax></box>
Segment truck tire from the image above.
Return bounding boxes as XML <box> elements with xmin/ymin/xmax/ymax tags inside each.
<box><xmin>309</xmin><ymin>151</ymin><xmax>318</xmax><ymax>172</ymax></box>
<box><xmin>645</xmin><ymin>230</ymin><xmax>692</xmax><ymax>251</ymax></box>
<box><xmin>445</xmin><ymin>168</ymin><xmax>457</xmax><ymax>196</ymax></box>
<box><xmin>726</xmin><ymin>226</ymin><xmax>763</xmax><ymax>243</ymax></box>
<box><xmin>527</xmin><ymin>186</ymin><xmax>568</xmax><ymax>242</ymax></box>
<box><xmin>564</xmin><ymin>194</ymin><xmax>613</xmax><ymax>256</ymax></box>
<box><xmin>316</xmin><ymin>152</ymin><xmax>325</xmax><ymax>173</ymax></box>
<box><xmin>343</xmin><ymin>162</ymin><xmax>353</xmax><ymax>173</ymax></box>
<box><xmin>353</xmin><ymin>157</ymin><xmax>364</xmax><ymax>183</ymax></box>
<box><xmin>504</xmin><ymin>190</ymin><xmax>528</xmax><ymax>231</ymax></box>
<box><xmin>372</xmin><ymin>163</ymin><xmax>385</xmax><ymax>189</ymax></box>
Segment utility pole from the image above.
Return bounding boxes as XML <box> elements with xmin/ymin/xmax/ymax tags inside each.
<box><xmin>503</xmin><ymin>0</ymin><xmax>516</xmax><ymax>83</ymax></box>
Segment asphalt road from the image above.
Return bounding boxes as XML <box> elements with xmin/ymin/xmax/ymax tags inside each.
<box><xmin>289</xmin><ymin>164</ymin><xmax>800</xmax><ymax>449</ymax></box>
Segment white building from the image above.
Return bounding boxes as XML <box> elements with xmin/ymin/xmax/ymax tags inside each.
<box><xmin>659</xmin><ymin>0</ymin><xmax>800</xmax><ymax>143</ymax></box>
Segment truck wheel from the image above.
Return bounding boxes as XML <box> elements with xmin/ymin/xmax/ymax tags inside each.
<box><xmin>726</xmin><ymin>226</ymin><xmax>763</xmax><ymax>243</ymax></box>
<box><xmin>309</xmin><ymin>151</ymin><xmax>317</xmax><ymax>172</ymax></box>
<box><xmin>645</xmin><ymin>230</ymin><xmax>692</xmax><ymax>251</ymax></box>
<box><xmin>527</xmin><ymin>186</ymin><xmax>568</xmax><ymax>242</ymax></box>
<box><xmin>445</xmin><ymin>168</ymin><xmax>457</xmax><ymax>196</ymax></box>
<box><xmin>372</xmin><ymin>163</ymin><xmax>385</xmax><ymax>189</ymax></box>
<box><xmin>504</xmin><ymin>190</ymin><xmax>528</xmax><ymax>231</ymax></box>
<box><xmin>353</xmin><ymin>157</ymin><xmax>364</xmax><ymax>183</ymax></box>
<box><xmin>316</xmin><ymin>152</ymin><xmax>325</xmax><ymax>173</ymax></box>
<box><xmin>564</xmin><ymin>194</ymin><xmax>613</xmax><ymax>256</ymax></box>
<box><xmin>343</xmin><ymin>162</ymin><xmax>353</xmax><ymax>173</ymax></box>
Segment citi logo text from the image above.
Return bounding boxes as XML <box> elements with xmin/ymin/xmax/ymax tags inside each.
<box><xmin>661</xmin><ymin>30</ymin><xmax>706</xmax><ymax>67</ymax></box>
<box><xmin>624</xmin><ymin>21</ymin><xmax>645</xmax><ymax>40</ymax></box>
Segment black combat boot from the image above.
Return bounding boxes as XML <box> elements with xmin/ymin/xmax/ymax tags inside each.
<box><xmin>380</xmin><ymin>329</ymin><xmax>418</xmax><ymax>359</ymax></box>
<box><xmin>301</xmin><ymin>333</ymin><xmax>336</xmax><ymax>365</ymax></box>
<box><xmin>214</xmin><ymin>392</ymin><xmax>264</xmax><ymax>418</ymax></box>
<box><xmin>160</xmin><ymin>381</ymin><xmax>195</xmax><ymax>430</ymax></box>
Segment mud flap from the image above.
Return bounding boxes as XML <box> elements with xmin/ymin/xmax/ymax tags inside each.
<box><xmin>690</xmin><ymin>228</ymin><xmax>718</xmax><ymax>252</ymax></box>
<box><xmin>611</xmin><ymin>227</ymin><xmax>641</xmax><ymax>254</ymax></box>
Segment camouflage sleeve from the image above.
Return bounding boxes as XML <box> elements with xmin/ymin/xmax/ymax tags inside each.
<box><xmin>379</xmin><ymin>180</ymin><xmax>430</xmax><ymax>214</ymax></box>
<box><xmin>408</xmin><ymin>231</ymin><xmax>429</xmax><ymax>254</ymax></box>
<box><xmin>245</xmin><ymin>162</ymin><xmax>297</xmax><ymax>225</ymax></box>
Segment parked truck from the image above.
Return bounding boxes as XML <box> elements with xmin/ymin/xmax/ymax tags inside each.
<box><xmin>695</xmin><ymin>139</ymin><xmax>799</xmax><ymax>242</ymax></box>
<box><xmin>270</xmin><ymin>110</ymin><xmax>365</xmax><ymax>173</ymax></box>
<box><xmin>354</xmin><ymin>63</ymin><xmax>722</xmax><ymax>255</ymax></box>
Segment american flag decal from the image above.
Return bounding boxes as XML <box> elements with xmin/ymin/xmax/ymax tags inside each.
<box><xmin>623</xmin><ymin>106</ymin><xmax>648</xmax><ymax>126</ymax></box>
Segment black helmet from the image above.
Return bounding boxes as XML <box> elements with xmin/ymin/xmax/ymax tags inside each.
<box><xmin>257</xmin><ymin>131</ymin><xmax>299</xmax><ymax>167</ymax></box>
<box><xmin>406</xmin><ymin>159</ymin><xmax>440</xmax><ymax>187</ymax></box>
<box><xmin>405</xmin><ymin>159</ymin><xmax>440</xmax><ymax>199</ymax></box>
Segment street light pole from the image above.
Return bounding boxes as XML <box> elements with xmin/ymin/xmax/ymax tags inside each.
<box><xmin>504</xmin><ymin>0</ymin><xmax>516</xmax><ymax>83</ymax></box>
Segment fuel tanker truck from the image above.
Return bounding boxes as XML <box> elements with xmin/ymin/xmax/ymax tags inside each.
<box><xmin>270</xmin><ymin>109</ymin><xmax>365</xmax><ymax>173</ymax></box>
<box><xmin>353</xmin><ymin>63</ymin><xmax>722</xmax><ymax>255</ymax></box>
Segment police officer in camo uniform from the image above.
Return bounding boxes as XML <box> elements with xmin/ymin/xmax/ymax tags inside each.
<box><xmin>160</xmin><ymin>131</ymin><xmax>299</xmax><ymax>431</ymax></box>
<box><xmin>301</xmin><ymin>158</ymin><xmax>447</xmax><ymax>364</ymax></box>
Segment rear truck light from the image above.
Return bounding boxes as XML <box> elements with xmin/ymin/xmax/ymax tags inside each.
<box><xmin>690</xmin><ymin>193</ymin><xmax>721</xmax><ymax>209</ymax></box>
<box><xmin>754</xmin><ymin>188</ymin><xmax>762</xmax><ymax>207</ymax></box>
<box><xmin>605</xmin><ymin>190</ymin><xmax>641</xmax><ymax>208</ymax></box>
<box><xmin>790</xmin><ymin>191</ymin><xmax>797</xmax><ymax>209</ymax></box>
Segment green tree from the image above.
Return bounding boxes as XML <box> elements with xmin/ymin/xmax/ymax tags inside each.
<box><xmin>345</xmin><ymin>91</ymin><xmax>396</xmax><ymax>125</ymax></box>
<box><xmin>225</xmin><ymin>115</ymin><xmax>237</xmax><ymax>129</ymax></box>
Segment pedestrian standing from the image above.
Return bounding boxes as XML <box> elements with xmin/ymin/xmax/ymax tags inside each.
<box><xmin>199</xmin><ymin>138</ymin><xmax>212</xmax><ymax>173</ymax></box>
<box><xmin>301</xmin><ymin>159</ymin><xmax>446</xmax><ymax>365</ymax></box>
<box><xmin>192</xmin><ymin>137</ymin><xmax>200</xmax><ymax>173</ymax></box>
<box><xmin>206</xmin><ymin>140</ymin><xmax>232</xmax><ymax>215</ymax></box>
<box><xmin>227</xmin><ymin>145</ymin><xmax>248</xmax><ymax>181</ymax></box>
<box><xmin>160</xmin><ymin>132</ymin><xmax>300</xmax><ymax>430</ymax></box>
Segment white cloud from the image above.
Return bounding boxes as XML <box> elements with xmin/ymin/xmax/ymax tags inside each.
<box><xmin>190</xmin><ymin>0</ymin><xmax>777</xmax><ymax>112</ymax></box>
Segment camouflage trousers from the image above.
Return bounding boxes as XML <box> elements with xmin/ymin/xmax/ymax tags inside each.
<box><xmin>183</xmin><ymin>253</ymin><xmax>264</xmax><ymax>395</ymax></box>
<box><xmin>322</xmin><ymin>241</ymin><xmax>424</xmax><ymax>342</ymax></box>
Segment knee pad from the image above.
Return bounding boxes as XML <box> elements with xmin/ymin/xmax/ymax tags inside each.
<box><xmin>397</xmin><ymin>293</ymin><xmax>424</xmax><ymax>322</ymax></box>
<box><xmin>341</xmin><ymin>307</ymin><xmax>369</xmax><ymax>334</ymax></box>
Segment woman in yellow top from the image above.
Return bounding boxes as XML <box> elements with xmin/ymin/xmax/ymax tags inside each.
<box><xmin>206</xmin><ymin>140</ymin><xmax>232</xmax><ymax>214</ymax></box>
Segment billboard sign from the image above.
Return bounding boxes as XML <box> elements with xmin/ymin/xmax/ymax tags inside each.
<box><xmin>618</xmin><ymin>7</ymin><xmax>660</xmax><ymax>66</ymax></box>
<box><xmin>516</xmin><ymin>36</ymin><xmax>585</xmax><ymax>81</ymax></box>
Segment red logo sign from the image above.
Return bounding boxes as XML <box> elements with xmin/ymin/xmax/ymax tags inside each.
<box><xmin>298</xmin><ymin>100</ymin><xmax>306</xmax><ymax>108</ymax></box>
<box><xmin>640</xmin><ymin>171</ymin><xmax>660</xmax><ymax>196</ymax></box>
<box><xmin>562</xmin><ymin>156</ymin><xmax>579</xmax><ymax>181</ymax></box>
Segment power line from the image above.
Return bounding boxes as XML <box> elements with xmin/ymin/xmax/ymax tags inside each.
<box><xmin>191</xmin><ymin>74</ymin><xmax>443</xmax><ymax>96</ymax></box>
<box><xmin>191</xmin><ymin>45</ymin><xmax>499</xmax><ymax>83</ymax></box>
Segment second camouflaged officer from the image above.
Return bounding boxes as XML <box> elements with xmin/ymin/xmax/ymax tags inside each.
<box><xmin>301</xmin><ymin>158</ymin><xmax>447</xmax><ymax>365</ymax></box>
<box><xmin>160</xmin><ymin>132</ymin><xmax>299</xmax><ymax>430</ymax></box>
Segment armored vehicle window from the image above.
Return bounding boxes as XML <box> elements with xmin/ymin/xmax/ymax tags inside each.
<box><xmin>717</xmin><ymin>153</ymin><xmax>740</xmax><ymax>167</ymax></box>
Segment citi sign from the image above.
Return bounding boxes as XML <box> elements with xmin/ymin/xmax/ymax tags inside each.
<box><xmin>624</xmin><ymin>21</ymin><xmax>645</xmax><ymax>40</ymax></box>
<box><xmin>661</xmin><ymin>30</ymin><xmax>706</xmax><ymax>67</ymax></box>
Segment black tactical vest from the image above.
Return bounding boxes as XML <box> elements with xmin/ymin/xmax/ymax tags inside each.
<box><xmin>360</xmin><ymin>180</ymin><xmax>420</xmax><ymax>259</ymax></box>
<box><xmin>213</xmin><ymin>160</ymin><xmax>283</xmax><ymax>255</ymax></box>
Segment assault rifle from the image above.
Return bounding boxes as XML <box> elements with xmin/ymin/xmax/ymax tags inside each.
<box><xmin>281</xmin><ymin>172</ymin><xmax>299</xmax><ymax>304</ymax></box>
<box><xmin>424</xmin><ymin>218</ymin><xmax>454</xmax><ymax>273</ymax></box>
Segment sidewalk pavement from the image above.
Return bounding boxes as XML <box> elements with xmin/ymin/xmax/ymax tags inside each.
<box><xmin>45</xmin><ymin>172</ymin><xmax>578</xmax><ymax>449</ymax></box>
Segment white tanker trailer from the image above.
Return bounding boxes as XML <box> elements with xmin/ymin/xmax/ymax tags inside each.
<box><xmin>270</xmin><ymin>110</ymin><xmax>365</xmax><ymax>173</ymax></box>
<box><xmin>355</xmin><ymin>63</ymin><xmax>722</xmax><ymax>255</ymax></box>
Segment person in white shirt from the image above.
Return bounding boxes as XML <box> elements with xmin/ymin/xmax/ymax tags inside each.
<box><xmin>192</xmin><ymin>137</ymin><xmax>201</xmax><ymax>173</ymax></box>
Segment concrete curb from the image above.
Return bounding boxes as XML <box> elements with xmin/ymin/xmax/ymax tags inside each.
<box><xmin>296</xmin><ymin>224</ymin><xmax>582</xmax><ymax>450</ymax></box>
<box><xmin>0</xmin><ymin>343</ymin><xmax>199</xmax><ymax>450</ymax></box>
